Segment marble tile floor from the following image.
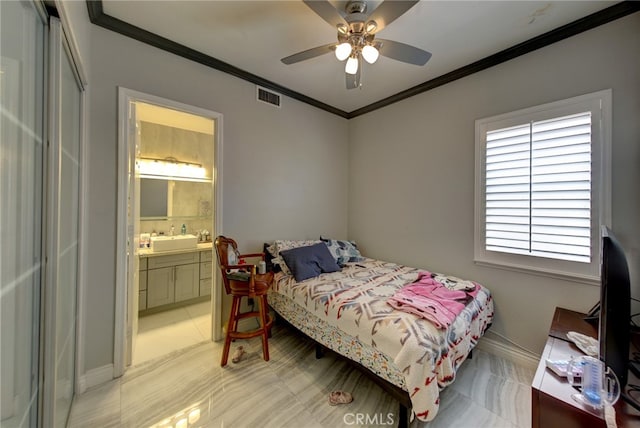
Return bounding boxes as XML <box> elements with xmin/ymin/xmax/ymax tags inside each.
<box><xmin>133</xmin><ymin>301</ymin><xmax>212</xmax><ymax>366</ymax></box>
<box><xmin>68</xmin><ymin>321</ymin><xmax>535</xmax><ymax>428</ymax></box>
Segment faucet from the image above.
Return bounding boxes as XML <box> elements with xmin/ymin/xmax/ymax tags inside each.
<box><xmin>169</xmin><ymin>225</ymin><xmax>175</xmax><ymax>236</ymax></box>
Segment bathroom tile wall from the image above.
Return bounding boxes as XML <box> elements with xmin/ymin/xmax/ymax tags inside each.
<box><xmin>140</xmin><ymin>121</ymin><xmax>213</xmax><ymax>178</ymax></box>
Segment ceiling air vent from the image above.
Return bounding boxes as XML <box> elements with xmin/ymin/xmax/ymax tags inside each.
<box><xmin>257</xmin><ymin>86</ymin><xmax>281</xmax><ymax>108</ymax></box>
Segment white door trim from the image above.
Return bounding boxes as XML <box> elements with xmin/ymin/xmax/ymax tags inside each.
<box><xmin>114</xmin><ymin>88</ymin><xmax>223</xmax><ymax>377</ymax></box>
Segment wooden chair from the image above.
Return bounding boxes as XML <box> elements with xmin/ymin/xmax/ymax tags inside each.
<box><xmin>214</xmin><ymin>235</ymin><xmax>274</xmax><ymax>366</ymax></box>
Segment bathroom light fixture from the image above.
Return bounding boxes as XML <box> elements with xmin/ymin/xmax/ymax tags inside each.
<box><xmin>138</xmin><ymin>157</ymin><xmax>209</xmax><ymax>181</ymax></box>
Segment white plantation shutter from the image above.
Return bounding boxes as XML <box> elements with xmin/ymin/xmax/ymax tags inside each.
<box><xmin>531</xmin><ymin>113</ymin><xmax>591</xmax><ymax>262</ymax></box>
<box><xmin>485</xmin><ymin>112</ymin><xmax>592</xmax><ymax>262</ymax></box>
<box><xmin>475</xmin><ymin>90</ymin><xmax>611</xmax><ymax>282</ymax></box>
<box><xmin>486</xmin><ymin>123</ymin><xmax>532</xmax><ymax>256</ymax></box>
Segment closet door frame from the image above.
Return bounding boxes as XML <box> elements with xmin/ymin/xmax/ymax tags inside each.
<box><xmin>41</xmin><ymin>16</ymin><xmax>86</xmax><ymax>427</ymax></box>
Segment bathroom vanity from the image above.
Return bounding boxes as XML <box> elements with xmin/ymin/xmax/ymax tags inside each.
<box><xmin>138</xmin><ymin>243</ymin><xmax>213</xmax><ymax>313</ymax></box>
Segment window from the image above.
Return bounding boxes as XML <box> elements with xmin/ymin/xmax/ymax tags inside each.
<box><xmin>475</xmin><ymin>90</ymin><xmax>611</xmax><ymax>283</ymax></box>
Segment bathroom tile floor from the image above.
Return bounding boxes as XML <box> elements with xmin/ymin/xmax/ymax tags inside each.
<box><xmin>133</xmin><ymin>300</ymin><xmax>212</xmax><ymax>366</ymax></box>
<box><xmin>69</xmin><ymin>318</ymin><xmax>536</xmax><ymax>428</ymax></box>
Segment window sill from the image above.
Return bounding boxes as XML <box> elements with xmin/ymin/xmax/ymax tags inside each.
<box><xmin>474</xmin><ymin>258</ymin><xmax>599</xmax><ymax>286</ymax></box>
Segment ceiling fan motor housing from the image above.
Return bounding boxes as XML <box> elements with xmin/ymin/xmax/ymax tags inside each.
<box><xmin>345</xmin><ymin>1</ymin><xmax>367</xmax><ymax>15</ymax></box>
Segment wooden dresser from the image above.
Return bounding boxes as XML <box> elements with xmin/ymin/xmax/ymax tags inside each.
<box><xmin>531</xmin><ymin>307</ymin><xmax>640</xmax><ymax>427</ymax></box>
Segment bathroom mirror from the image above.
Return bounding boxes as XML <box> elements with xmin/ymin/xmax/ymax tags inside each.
<box><xmin>140</xmin><ymin>178</ymin><xmax>169</xmax><ymax>218</ymax></box>
<box><xmin>140</xmin><ymin>178</ymin><xmax>212</xmax><ymax>220</ymax></box>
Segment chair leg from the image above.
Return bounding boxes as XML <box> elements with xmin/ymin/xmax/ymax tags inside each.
<box><xmin>221</xmin><ymin>295</ymin><xmax>241</xmax><ymax>367</ymax></box>
<box><xmin>259</xmin><ymin>295</ymin><xmax>270</xmax><ymax>362</ymax></box>
<box><xmin>229</xmin><ymin>295</ymin><xmax>241</xmax><ymax>336</ymax></box>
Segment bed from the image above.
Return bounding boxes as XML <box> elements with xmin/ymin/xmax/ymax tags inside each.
<box><xmin>264</xmin><ymin>239</ymin><xmax>494</xmax><ymax>425</ymax></box>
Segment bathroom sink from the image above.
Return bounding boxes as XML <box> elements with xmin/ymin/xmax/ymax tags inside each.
<box><xmin>150</xmin><ymin>234</ymin><xmax>198</xmax><ymax>252</ymax></box>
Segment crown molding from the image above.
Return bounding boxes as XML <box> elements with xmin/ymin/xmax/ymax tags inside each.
<box><xmin>85</xmin><ymin>1</ymin><xmax>639</xmax><ymax>119</ymax></box>
<box><xmin>85</xmin><ymin>0</ymin><xmax>349</xmax><ymax>118</ymax></box>
<box><xmin>348</xmin><ymin>1</ymin><xmax>640</xmax><ymax>118</ymax></box>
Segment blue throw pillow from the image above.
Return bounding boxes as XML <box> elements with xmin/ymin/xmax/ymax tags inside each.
<box><xmin>280</xmin><ymin>243</ymin><xmax>341</xmax><ymax>282</ymax></box>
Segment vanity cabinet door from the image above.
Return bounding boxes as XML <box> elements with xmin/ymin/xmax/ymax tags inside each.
<box><xmin>147</xmin><ymin>267</ymin><xmax>174</xmax><ymax>308</ymax></box>
<box><xmin>174</xmin><ymin>263</ymin><xmax>199</xmax><ymax>302</ymax></box>
<box><xmin>200</xmin><ymin>261</ymin><xmax>212</xmax><ymax>280</ymax></box>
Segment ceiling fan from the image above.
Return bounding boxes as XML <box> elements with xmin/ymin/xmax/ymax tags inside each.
<box><xmin>281</xmin><ymin>0</ymin><xmax>432</xmax><ymax>90</ymax></box>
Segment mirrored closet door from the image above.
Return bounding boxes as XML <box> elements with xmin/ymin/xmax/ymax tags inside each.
<box><xmin>0</xmin><ymin>1</ymin><xmax>46</xmax><ymax>427</ymax></box>
<box><xmin>1</xmin><ymin>5</ymin><xmax>84</xmax><ymax>428</ymax></box>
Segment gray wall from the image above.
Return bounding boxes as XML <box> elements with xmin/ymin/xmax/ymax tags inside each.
<box><xmin>80</xmin><ymin>9</ymin><xmax>639</xmax><ymax>373</ymax></box>
<box><xmin>85</xmin><ymin>25</ymin><xmax>349</xmax><ymax>371</ymax></box>
<box><xmin>348</xmin><ymin>14</ymin><xmax>640</xmax><ymax>354</ymax></box>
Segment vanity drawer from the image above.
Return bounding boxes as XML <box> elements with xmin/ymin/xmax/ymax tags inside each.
<box><xmin>148</xmin><ymin>252</ymin><xmax>199</xmax><ymax>269</ymax></box>
<box><xmin>139</xmin><ymin>257</ymin><xmax>148</xmax><ymax>270</ymax></box>
<box><xmin>200</xmin><ymin>262</ymin><xmax>212</xmax><ymax>279</ymax></box>
<box><xmin>200</xmin><ymin>250</ymin><xmax>213</xmax><ymax>262</ymax></box>
<box><xmin>200</xmin><ymin>278</ymin><xmax>211</xmax><ymax>296</ymax></box>
<box><xmin>139</xmin><ymin>270</ymin><xmax>147</xmax><ymax>291</ymax></box>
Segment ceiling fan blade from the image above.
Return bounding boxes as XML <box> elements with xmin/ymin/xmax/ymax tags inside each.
<box><xmin>303</xmin><ymin>0</ymin><xmax>346</xmax><ymax>29</ymax></box>
<box><xmin>346</xmin><ymin>58</ymin><xmax>362</xmax><ymax>90</ymax></box>
<box><xmin>366</xmin><ymin>1</ymin><xmax>419</xmax><ymax>33</ymax></box>
<box><xmin>281</xmin><ymin>43</ymin><xmax>336</xmax><ymax>65</ymax></box>
<box><xmin>377</xmin><ymin>39</ymin><xmax>432</xmax><ymax>66</ymax></box>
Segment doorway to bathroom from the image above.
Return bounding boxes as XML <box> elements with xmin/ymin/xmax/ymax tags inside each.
<box><xmin>115</xmin><ymin>88</ymin><xmax>223</xmax><ymax>375</ymax></box>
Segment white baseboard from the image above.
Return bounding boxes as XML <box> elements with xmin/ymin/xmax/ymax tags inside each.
<box><xmin>476</xmin><ymin>336</ymin><xmax>540</xmax><ymax>371</ymax></box>
<box><xmin>77</xmin><ymin>364</ymin><xmax>114</xmax><ymax>394</ymax></box>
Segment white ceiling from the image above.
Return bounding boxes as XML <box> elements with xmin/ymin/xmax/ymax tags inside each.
<box><xmin>102</xmin><ymin>0</ymin><xmax>616</xmax><ymax>113</ymax></box>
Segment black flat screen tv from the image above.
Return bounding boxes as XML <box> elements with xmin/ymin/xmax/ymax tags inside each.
<box><xmin>599</xmin><ymin>226</ymin><xmax>631</xmax><ymax>388</ymax></box>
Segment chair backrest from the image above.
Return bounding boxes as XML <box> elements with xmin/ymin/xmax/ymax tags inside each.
<box><xmin>214</xmin><ymin>235</ymin><xmax>239</xmax><ymax>295</ymax></box>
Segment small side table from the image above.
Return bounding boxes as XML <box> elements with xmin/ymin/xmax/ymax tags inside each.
<box><xmin>531</xmin><ymin>307</ymin><xmax>640</xmax><ymax>428</ymax></box>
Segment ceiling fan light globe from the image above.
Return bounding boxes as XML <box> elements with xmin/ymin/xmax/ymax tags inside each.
<box><xmin>335</xmin><ymin>42</ymin><xmax>352</xmax><ymax>61</ymax></box>
<box><xmin>362</xmin><ymin>45</ymin><xmax>379</xmax><ymax>64</ymax></box>
<box><xmin>345</xmin><ymin>56</ymin><xmax>359</xmax><ymax>75</ymax></box>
